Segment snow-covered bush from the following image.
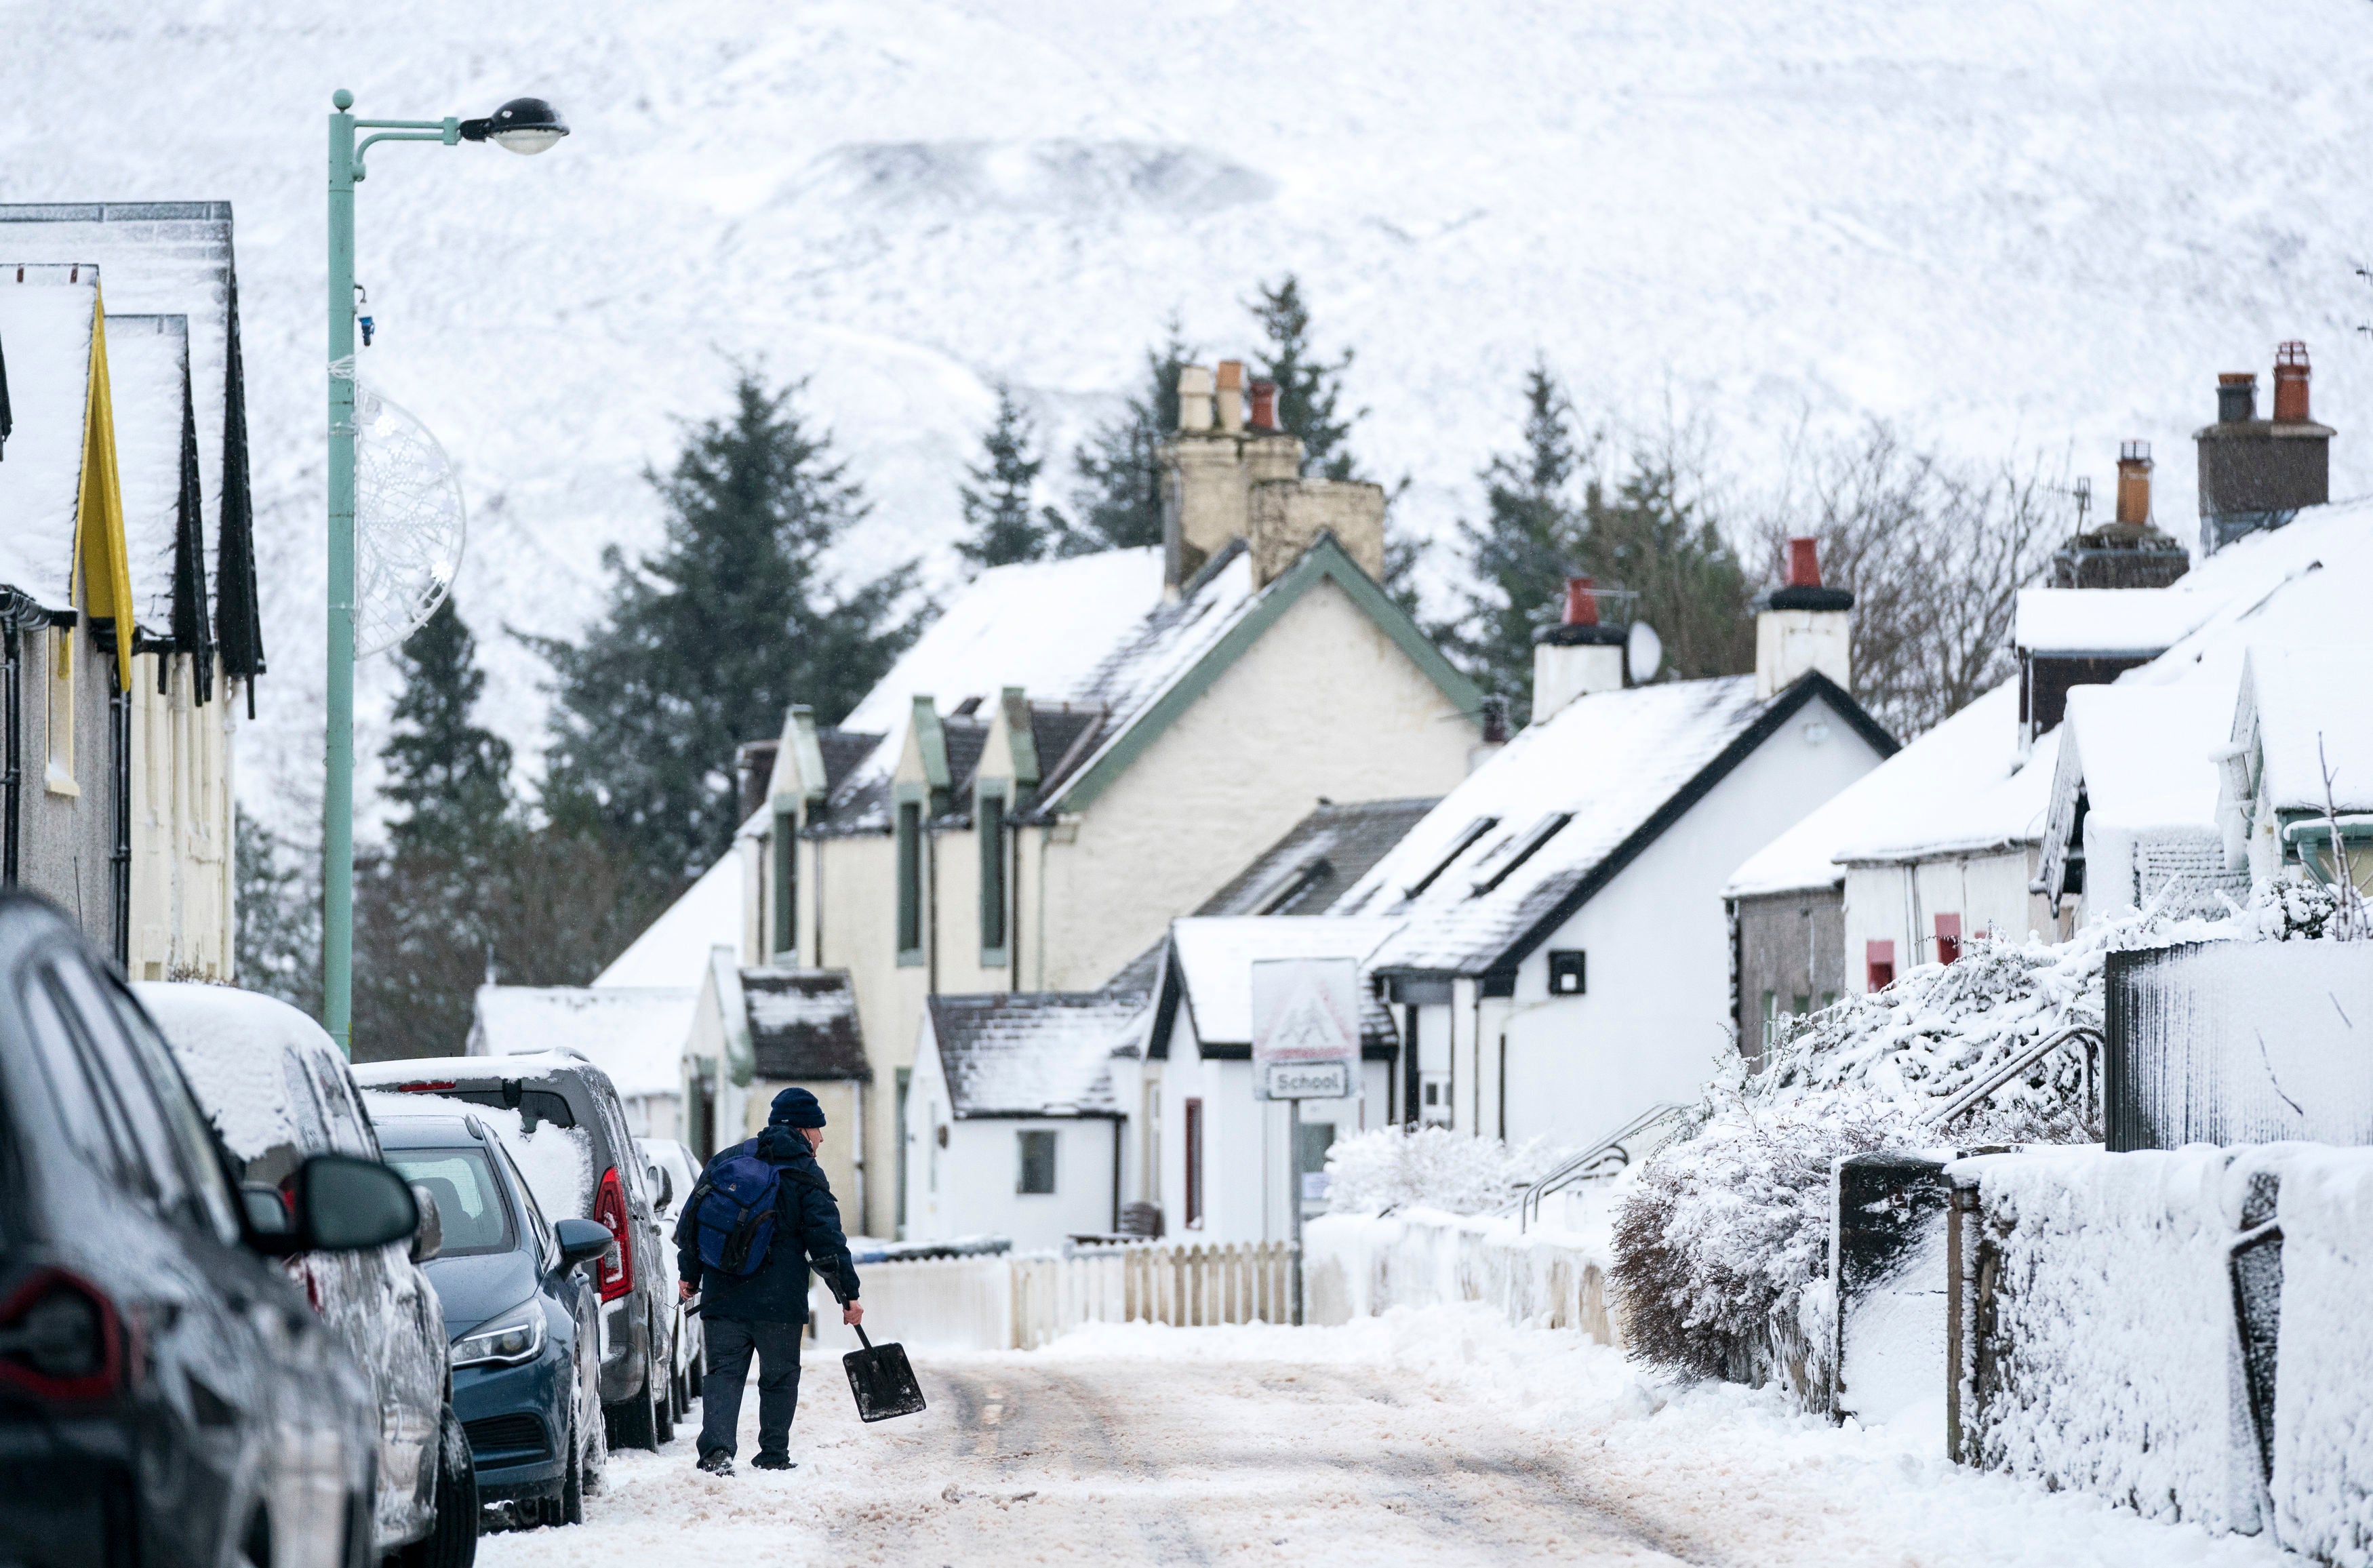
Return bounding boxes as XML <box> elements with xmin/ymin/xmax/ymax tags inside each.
<box><xmin>1324</xmin><ymin>1126</ymin><xmax>1570</xmax><ymax>1216</ymax></box>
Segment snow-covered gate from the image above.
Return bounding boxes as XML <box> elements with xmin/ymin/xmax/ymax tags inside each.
<box><xmin>1947</xmin><ymin>1144</ymin><xmax>2373</xmax><ymax>1564</ymax></box>
<box><xmin>810</xmin><ymin>1241</ymin><xmax>1296</xmax><ymax>1353</ymax></box>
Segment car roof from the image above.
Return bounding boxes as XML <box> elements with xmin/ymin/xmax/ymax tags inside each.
<box><xmin>369</xmin><ymin>1111</ymin><xmax>488</xmax><ymax>1150</ymax></box>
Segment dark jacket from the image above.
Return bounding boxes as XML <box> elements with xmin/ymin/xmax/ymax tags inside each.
<box><xmin>674</xmin><ymin>1126</ymin><xmax>860</xmax><ymax>1325</ymax></box>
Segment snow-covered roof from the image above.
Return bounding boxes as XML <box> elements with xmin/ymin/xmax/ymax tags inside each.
<box><xmin>741</xmin><ymin>968</ymin><xmax>868</xmax><ymax>1081</ymax></box>
<box><xmin>1726</xmin><ymin>682</ymin><xmax>2032</xmax><ymax>896</ymax></box>
<box><xmin>925</xmin><ymin>992</ymin><xmax>1135</xmax><ymax>1118</ymax></box>
<box><xmin>2060</xmin><ymin>684</ymin><xmax>2233</xmax><ymax>831</ymax></box>
<box><xmin>1829</xmin><ymin>681</ymin><xmax>2060</xmax><ymax>866</ymax></box>
<box><xmin>136</xmin><ymin>981</ymin><xmax>344</xmax><ymax>1165</ymax></box>
<box><xmin>104</xmin><ymin>313</ymin><xmax>192</xmax><ymax>631</ymax></box>
<box><xmin>2240</xmin><ymin>647</ymin><xmax>2373</xmax><ymax>815</ymax></box>
<box><xmin>2121</xmin><ymin>496</ymin><xmax>2373</xmax><ymax>694</ymax></box>
<box><xmin>0</xmin><ymin>267</ymin><xmax>98</xmax><ymax>609</ymax></box>
<box><xmin>466</xmin><ymin>984</ymin><xmax>695</xmax><ymax>1101</ymax></box>
<box><xmin>2015</xmin><ymin>587</ymin><xmax>2214</xmax><ymax>655</ymax></box>
<box><xmin>593</xmin><ymin>852</ymin><xmax>742</xmax><ymax>988</ymax></box>
<box><xmin>1339</xmin><ymin>675</ymin><xmax>1886</xmax><ymax>975</ymax></box>
<box><xmin>1195</xmin><ymin>797</ymin><xmax>1437</xmax><ymax>918</ymax></box>
<box><xmin>1165</xmin><ymin>917</ymin><xmax>1405</xmax><ymax>1048</ymax></box>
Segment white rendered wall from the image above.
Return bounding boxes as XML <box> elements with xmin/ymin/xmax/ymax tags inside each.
<box><xmin>1486</xmin><ymin>694</ymin><xmax>1886</xmax><ymax>1148</ymax></box>
<box><xmin>1840</xmin><ymin>847</ymin><xmax>2041</xmax><ymax>994</ymax></box>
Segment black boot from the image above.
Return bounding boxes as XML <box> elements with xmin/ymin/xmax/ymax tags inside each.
<box><xmin>697</xmin><ymin>1449</ymin><xmax>735</xmax><ymax>1476</ymax></box>
<box><xmin>751</xmin><ymin>1451</ymin><xmax>795</xmax><ymax>1471</ymax></box>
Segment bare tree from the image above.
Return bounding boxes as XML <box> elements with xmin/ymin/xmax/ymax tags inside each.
<box><xmin>1761</xmin><ymin>424</ymin><xmax>2062</xmax><ymax>740</ymax></box>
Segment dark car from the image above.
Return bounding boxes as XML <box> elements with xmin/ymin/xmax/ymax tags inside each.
<box><xmin>639</xmin><ymin>1135</ymin><xmax>703</xmax><ymax>1420</ymax></box>
<box><xmin>356</xmin><ymin>1051</ymin><xmax>675</xmax><ymax>1450</ymax></box>
<box><xmin>137</xmin><ymin>982</ymin><xmax>477</xmax><ymax>1567</ymax></box>
<box><xmin>0</xmin><ymin>890</ymin><xmax>419</xmax><ymax>1568</ymax></box>
<box><xmin>372</xmin><ymin>1106</ymin><xmax>612</xmax><ymax>1528</ymax></box>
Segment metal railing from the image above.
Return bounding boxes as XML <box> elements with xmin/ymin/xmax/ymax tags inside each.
<box><xmin>1504</xmin><ymin>1102</ymin><xmax>1694</xmax><ymax>1231</ymax></box>
<box><xmin>1924</xmin><ymin>1024</ymin><xmax>2102</xmax><ymax>1130</ymax></box>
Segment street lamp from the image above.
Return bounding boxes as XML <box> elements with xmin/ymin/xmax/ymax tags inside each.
<box><xmin>323</xmin><ymin>89</ymin><xmax>567</xmax><ymax>1056</ymax></box>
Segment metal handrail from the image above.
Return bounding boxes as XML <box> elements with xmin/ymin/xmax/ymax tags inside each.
<box><xmin>1924</xmin><ymin>1024</ymin><xmax>2103</xmax><ymax>1129</ymax></box>
<box><xmin>1504</xmin><ymin>1101</ymin><xmax>1693</xmax><ymax>1230</ymax></box>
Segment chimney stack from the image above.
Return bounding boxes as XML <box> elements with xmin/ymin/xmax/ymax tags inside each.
<box><xmin>2115</xmin><ymin>441</ymin><xmax>2152</xmax><ymax>527</ymax></box>
<box><xmin>1250</xmin><ymin>378</ymin><xmax>1279</xmax><ymax>431</ymax></box>
<box><xmin>1469</xmin><ymin>693</ymin><xmax>1511</xmax><ymax>773</ymax></box>
<box><xmin>1532</xmin><ymin>575</ymin><xmax>1627</xmax><ymax>719</ymax></box>
<box><xmin>2217</xmin><ymin>373</ymin><xmax>2256</xmax><ymax>426</ymax></box>
<box><xmin>2273</xmin><ymin>340</ymin><xmax>2311</xmax><ymax>422</ymax></box>
<box><xmin>1755</xmin><ymin>538</ymin><xmax>1854</xmax><ymax>699</ymax></box>
<box><xmin>1216</xmin><ymin>360</ymin><xmax>1246</xmax><ymax>433</ymax></box>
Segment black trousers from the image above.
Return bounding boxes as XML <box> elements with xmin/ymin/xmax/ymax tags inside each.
<box><xmin>697</xmin><ymin>1316</ymin><xmax>802</xmax><ymax>1460</ymax></box>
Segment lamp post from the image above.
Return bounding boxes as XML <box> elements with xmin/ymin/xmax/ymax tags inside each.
<box><xmin>323</xmin><ymin>88</ymin><xmax>567</xmax><ymax>1055</ymax></box>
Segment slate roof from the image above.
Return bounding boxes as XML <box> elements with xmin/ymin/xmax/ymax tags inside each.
<box><xmin>1197</xmin><ymin>797</ymin><xmax>1439</xmax><ymax>917</ymax></box>
<box><xmin>926</xmin><ymin>993</ymin><xmax>1134</xmax><ymax>1118</ymax></box>
<box><xmin>1338</xmin><ymin>672</ymin><xmax>1893</xmax><ymax>978</ymax></box>
<box><xmin>742</xmin><ymin>969</ymin><xmax>869</xmax><ymax>1081</ymax></box>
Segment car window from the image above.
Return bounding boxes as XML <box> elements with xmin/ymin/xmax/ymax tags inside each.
<box><xmin>491</xmin><ymin>1139</ymin><xmax>556</xmax><ymax>1267</ymax></box>
<box><xmin>43</xmin><ymin>961</ymin><xmax>191</xmax><ymax>1216</ymax></box>
<box><xmin>384</xmin><ymin>1147</ymin><xmax>515</xmax><ymax>1258</ymax></box>
<box><xmin>281</xmin><ymin>1052</ymin><xmax>332</xmax><ymax>1154</ymax></box>
<box><xmin>100</xmin><ymin>985</ymin><xmax>242</xmax><ymax>1244</ymax></box>
<box><xmin>18</xmin><ymin>976</ymin><xmax>137</xmax><ymax>1190</ymax></box>
<box><xmin>306</xmin><ymin>1053</ymin><xmax>374</xmax><ymax>1157</ymax></box>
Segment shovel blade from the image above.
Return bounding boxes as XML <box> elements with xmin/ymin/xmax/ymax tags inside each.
<box><xmin>843</xmin><ymin>1341</ymin><xmax>927</xmax><ymax>1422</ymax></box>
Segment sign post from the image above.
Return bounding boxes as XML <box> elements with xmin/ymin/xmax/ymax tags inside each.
<box><xmin>1250</xmin><ymin>957</ymin><xmax>1362</xmax><ymax>1326</ymax></box>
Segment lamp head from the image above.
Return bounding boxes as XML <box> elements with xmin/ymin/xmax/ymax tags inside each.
<box><xmin>459</xmin><ymin>98</ymin><xmax>569</xmax><ymax>155</ymax></box>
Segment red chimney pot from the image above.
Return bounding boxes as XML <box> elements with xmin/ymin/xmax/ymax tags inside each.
<box><xmin>2273</xmin><ymin>340</ymin><xmax>2311</xmax><ymax>423</ymax></box>
<box><xmin>1786</xmin><ymin>538</ymin><xmax>1822</xmax><ymax>590</ymax></box>
<box><xmin>1250</xmin><ymin>379</ymin><xmax>1279</xmax><ymax>430</ymax></box>
<box><xmin>1561</xmin><ymin>576</ymin><xmax>1599</xmax><ymax>626</ymax></box>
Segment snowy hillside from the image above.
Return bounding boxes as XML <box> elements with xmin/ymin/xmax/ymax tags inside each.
<box><xmin>7</xmin><ymin>0</ymin><xmax>2373</xmax><ymax>816</ymax></box>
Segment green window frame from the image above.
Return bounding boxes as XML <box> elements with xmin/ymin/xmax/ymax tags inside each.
<box><xmin>1016</xmin><ymin>1129</ymin><xmax>1056</xmax><ymax>1195</ymax></box>
<box><xmin>896</xmin><ymin>794</ymin><xmax>924</xmax><ymax>965</ymax></box>
<box><xmin>772</xmin><ymin>809</ymin><xmax>797</xmax><ymax>961</ymax></box>
<box><xmin>978</xmin><ymin>786</ymin><xmax>1008</xmax><ymax>967</ymax></box>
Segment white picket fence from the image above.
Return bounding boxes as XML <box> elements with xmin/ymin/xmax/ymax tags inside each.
<box><xmin>807</xmin><ymin>1240</ymin><xmax>1298</xmax><ymax>1353</ymax></box>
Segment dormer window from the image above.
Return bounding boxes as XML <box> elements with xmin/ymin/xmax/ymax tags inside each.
<box><xmin>1470</xmin><ymin>813</ymin><xmax>1572</xmax><ymax>896</ymax></box>
<box><xmin>1405</xmin><ymin>816</ymin><xmax>1499</xmax><ymax>900</ymax></box>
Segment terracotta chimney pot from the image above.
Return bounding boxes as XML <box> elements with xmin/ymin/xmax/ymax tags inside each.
<box><xmin>1250</xmin><ymin>378</ymin><xmax>1279</xmax><ymax>431</ymax></box>
<box><xmin>2273</xmin><ymin>340</ymin><xmax>2311</xmax><ymax>423</ymax></box>
<box><xmin>1562</xmin><ymin>575</ymin><xmax>1600</xmax><ymax>626</ymax></box>
<box><xmin>1215</xmin><ymin>359</ymin><xmax>1246</xmax><ymax>433</ymax></box>
<box><xmin>2115</xmin><ymin>440</ymin><xmax>2153</xmax><ymax>527</ymax></box>
<box><xmin>1786</xmin><ymin>538</ymin><xmax>1822</xmax><ymax>589</ymax></box>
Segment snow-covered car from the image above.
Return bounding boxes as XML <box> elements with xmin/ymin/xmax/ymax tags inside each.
<box><xmin>355</xmin><ymin>1052</ymin><xmax>675</xmax><ymax>1451</ymax></box>
<box><xmin>138</xmin><ymin>983</ymin><xmax>476</xmax><ymax>1567</ymax></box>
<box><xmin>371</xmin><ymin>1105</ymin><xmax>611</xmax><ymax>1529</ymax></box>
<box><xmin>0</xmin><ymin>891</ymin><xmax>407</xmax><ymax>1568</ymax></box>
<box><xmin>638</xmin><ymin>1135</ymin><xmax>703</xmax><ymax>1418</ymax></box>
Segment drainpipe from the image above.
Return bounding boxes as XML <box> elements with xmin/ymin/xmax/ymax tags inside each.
<box><xmin>1035</xmin><ymin>824</ymin><xmax>1052</xmax><ymax>990</ymax></box>
<box><xmin>106</xmin><ymin>633</ymin><xmax>132</xmax><ymax>970</ymax></box>
<box><xmin>0</xmin><ymin>592</ymin><xmax>37</xmax><ymax>884</ymax></box>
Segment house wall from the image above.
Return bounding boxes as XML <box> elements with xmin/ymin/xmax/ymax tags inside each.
<box><xmin>12</xmin><ymin>620</ymin><xmax>119</xmax><ymax>955</ymax></box>
<box><xmin>1473</xmin><ymin>693</ymin><xmax>1885</xmax><ymax>1148</ymax></box>
<box><xmin>1732</xmin><ymin>886</ymin><xmax>1846</xmax><ymax>1066</ymax></box>
<box><xmin>903</xmin><ymin>1027</ymin><xmax>1117</xmax><ymax>1249</ymax></box>
<box><xmin>125</xmin><ymin>651</ymin><xmax>233</xmax><ymax>982</ymax></box>
<box><xmin>809</xmin><ymin>831</ymin><xmax>900</xmax><ymax>1234</ymax></box>
<box><xmin>1840</xmin><ymin>847</ymin><xmax>2044</xmax><ymax>994</ymax></box>
<box><xmin>1038</xmin><ymin>580</ymin><xmax>1474</xmax><ymax>992</ymax></box>
<box><xmin>740</xmin><ymin>1075</ymin><xmax>862</xmax><ymax>1220</ymax></box>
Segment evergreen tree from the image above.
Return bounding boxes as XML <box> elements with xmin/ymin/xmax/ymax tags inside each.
<box><xmin>534</xmin><ymin>372</ymin><xmax>928</xmax><ymax>883</ymax></box>
<box><xmin>1452</xmin><ymin>361</ymin><xmax>1589</xmax><ymax>719</ymax></box>
<box><xmin>380</xmin><ymin>596</ymin><xmax>513</xmax><ymax>857</ymax></box>
<box><xmin>234</xmin><ymin>806</ymin><xmax>320</xmax><ymax>1016</ymax></box>
<box><xmin>1066</xmin><ymin>321</ymin><xmax>1195</xmax><ymax>552</ymax></box>
<box><xmin>956</xmin><ymin>386</ymin><xmax>1065</xmax><ymax>571</ymax></box>
<box><xmin>1249</xmin><ymin>275</ymin><xmax>1362</xmax><ymax>479</ymax></box>
<box><xmin>1572</xmin><ymin>454</ymin><xmax>1754</xmax><ymax>683</ymax></box>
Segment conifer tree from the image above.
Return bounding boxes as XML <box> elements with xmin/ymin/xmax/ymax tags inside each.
<box><xmin>1250</xmin><ymin>275</ymin><xmax>1362</xmax><ymax>479</ymax></box>
<box><xmin>380</xmin><ymin>596</ymin><xmax>513</xmax><ymax>857</ymax></box>
<box><xmin>1066</xmin><ymin>321</ymin><xmax>1195</xmax><ymax>552</ymax></box>
<box><xmin>956</xmin><ymin>386</ymin><xmax>1065</xmax><ymax>571</ymax></box>
<box><xmin>536</xmin><ymin>372</ymin><xmax>928</xmax><ymax>884</ymax></box>
<box><xmin>1452</xmin><ymin>361</ymin><xmax>1589</xmax><ymax>719</ymax></box>
<box><xmin>1573</xmin><ymin>455</ymin><xmax>1754</xmax><ymax>683</ymax></box>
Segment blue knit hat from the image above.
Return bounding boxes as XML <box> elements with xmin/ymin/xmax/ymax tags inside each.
<box><xmin>768</xmin><ymin>1086</ymin><xmax>826</xmax><ymax>1129</ymax></box>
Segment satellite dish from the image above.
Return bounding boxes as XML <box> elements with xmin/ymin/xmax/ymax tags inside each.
<box><xmin>1627</xmin><ymin>620</ymin><xmax>1664</xmax><ymax>685</ymax></box>
<box><xmin>352</xmin><ymin>379</ymin><xmax>466</xmax><ymax>659</ymax></box>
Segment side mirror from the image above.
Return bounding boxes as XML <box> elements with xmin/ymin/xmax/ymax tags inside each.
<box><xmin>553</xmin><ymin>1216</ymin><xmax>612</xmax><ymax>1271</ymax></box>
<box><xmin>246</xmin><ymin>1154</ymin><xmax>420</xmax><ymax>1256</ymax></box>
<box><xmin>649</xmin><ymin>1163</ymin><xmax>673</xmax><ymax>1210</ymax></box>
<box><xmin>409</xmin><ymin>1185</ymin><xmax>444</xmax><ymax>1264</ymax></box>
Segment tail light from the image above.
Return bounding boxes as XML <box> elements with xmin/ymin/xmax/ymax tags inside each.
<box><xmin>395</xmin><ymin>1081</ymin><xmax>457</xmax><ymax>1093</ymax></box>
<box><xmin>0</xmin><ymin>1269</ymin><xmax>126</xmax><ymax>1403</ymax></box>
<box><xmin>593</xmin><ymin>1167</ymin><xmax>633</xmax><ymax>1303</ymax></box>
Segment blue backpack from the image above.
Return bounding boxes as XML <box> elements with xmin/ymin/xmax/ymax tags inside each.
<box><xmin>689</xmin><ymin>1142</ymin><xmax>784</xmax><ymax>1278</ymax></box>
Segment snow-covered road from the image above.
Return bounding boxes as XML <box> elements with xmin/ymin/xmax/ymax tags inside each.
<box><xmin>479</xmin><ymin>1308</ymin><xmax>2286</xmax><ymax>1567</ymax></box>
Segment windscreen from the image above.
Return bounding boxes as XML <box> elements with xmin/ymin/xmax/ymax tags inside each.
<box><xmin>386</xmin><ymin>1146</ymin><xmax>514</xmax><ymax>1257</ymax></box>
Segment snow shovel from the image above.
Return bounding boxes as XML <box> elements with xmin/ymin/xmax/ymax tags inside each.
<box><xmin>819</xmin><ymin>1266</ymin><xmax>925</xmax><ymax>1423</ymax></box>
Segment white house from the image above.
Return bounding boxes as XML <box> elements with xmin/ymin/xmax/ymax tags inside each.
<box><xmin>1335</xmin><ymin>551</ymin><xmax>1894</xmax><ymax>1151</ymax></box>
<box><xmin>2217</xmin><ymin>647</ymin><xmax>2373</xmax><ymax>898</ymax></box>
<box><xmin>2033</xmin><ymin>684</ymin><xmax>2240</xmax><ymax>925</ymax></box>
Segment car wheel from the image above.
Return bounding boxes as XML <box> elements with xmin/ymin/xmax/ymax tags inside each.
<box><xmin>607</xmin><ymin>1365</ymin><xmax>658</xmax><ymax>1451</ymax></box>
<box><xmin>653</xmin><ymin>1350</ymin><xmax>676</xmax><ymax>1445</ymax></box>
<box><xmin>397</xmin><ymin>1406</ymin><xmax>479</xmax><ymax>1567</ymax></box>
<box><xmin>582</xmin><ymin>1401</ymin><xmax>608</xmax><ymax>1496</ymax></box>
<box><xmin>561</xmin><ymin>1417</ymin><xmax>585</xmax><ymax>1527</ymax></box>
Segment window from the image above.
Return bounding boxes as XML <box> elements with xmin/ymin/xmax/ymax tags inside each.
<box><xmin>1866</xmin><ymin>940</ymin><xmax>1896</xmax><ymax>991</ymax></box>
<box><xmin>1182</xmin><ymin>1099</ymin><xmax>1205</xmax><ymax>1229</ymax></box>
<box><xmin>978</xmin><ymin>788</ymin><xmax>1008</xmax><ymax>962</ymax></box>
<box><xmin>896</xmin><ymin>798</ymin><xmax>923</xmax><ymax>961</ymax></box>
<box><xmin>1934</xmin><ymin>912</ymin><xmax>1963</xmax><ymax>966</ymax></box>
<box><xmin>1405</xmin><ymin>816</ymin><xmax>1498</xmax><ymax>900</ymax></box>
<box><xmin>1016</xmin><ymin>1129</ymin><xmax>1056</xmax><ymax>1195</ymax></box>
<box><xmin>47</xmin><ymin>961</ymin><xmax>192</xmax><ymax>1217</ymax></box>
<box><xmin>45</xmin><ymin>626</ymin><xmax>75</xmax><ymax>796</ymax></box>
<box><xmin>1296</xmin><ymin>1121</ymin><xmax>1334</xmax><ymax>1209</ymax></box>
<box><xmin>1470</xmin><ymin>813</ymin><xmax>1573</xmax><ymax>896</ymax></box>
<box><xmin>1792</xmin><ymin>994</ymin><xmax>1811</xmax><ymax>1017</ymax></box>
<box><xmin>1761</xmin><ymin>989</ymin><xmax>1777</xmax><ymax>1051</ymax></box>
<box><xmin>385</xmin><ymin>1148</ymin><xmax>515</xmax><ymax>1257</ymax></box>
<box><xmin>773</xmin><ymin>809</ymin><xmax>797</xmax><ymax>960</ymax></box>
<box><xmin>1548</xmin><ymin>950</ymin><xmax>1586</xmax><ymax>995</ymax></box>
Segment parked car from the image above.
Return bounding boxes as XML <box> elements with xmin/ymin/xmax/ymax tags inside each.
<box><xmin>638</xmin><ymin>1135</ymin><xmax>703</xmax><ymax>1420</ymax></box>
<box><xmin>355</xmin><ymin>1051</ymin><xmax>675</xmax><ymax>1450</ymax></box>
<box><xmin>137</xmin><ymin>982</ymin><xmax>477</xmax><ymax>1567</ymax></box>
<box><xmin>370</xmin><ymin>1105</ymin><xmax>612</xmax><ymax>1527</ymax></box>
<box><xmin>0</xmin><ymin>889</ymin><xmax>416</xmax><ymax>1568</ymax></box>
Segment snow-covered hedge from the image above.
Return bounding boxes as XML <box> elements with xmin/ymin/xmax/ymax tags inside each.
<box><xmin>2262</xmin><ymin>1148</ymin><xmax>2373</xmax><ymax>1565</ymax></box>
<box><xmin>1323</xmin><ymin>1125</ymin><xmax>1570</xmax><ymax>1217</ymax></box>
<box><xmin>1304</xmin><ymin>1209</ymin><xmax>1618</xmax><ymax>1343</ymax></box>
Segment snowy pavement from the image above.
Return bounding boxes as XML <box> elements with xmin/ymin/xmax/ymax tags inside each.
<box><xmin>480</xmin><ymin>1306</ymin><xmax>2287</xmax><ymax>1567</ymax></box>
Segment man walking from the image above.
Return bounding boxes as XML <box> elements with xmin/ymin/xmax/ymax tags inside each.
<box><xmin>676</xmin><ymin>1086</ymin><xmax>862</xmax><ymax>1475</ymax></box>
